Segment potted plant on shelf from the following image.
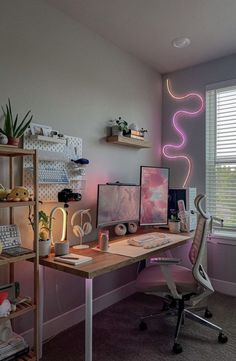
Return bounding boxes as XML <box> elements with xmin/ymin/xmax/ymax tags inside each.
<box><xmin>38</xmin><ymin>211</ymin><xmax>51</xmax><ymax>257</ymax></box>
<box><xmin>0</xmin><ymin>99</ymin><xmax>33</xmax><ymax>146</ymax></box>
<box><xmin>139</xmin><ymin>128</ymin><xmax>148</xmax><ymax>137</ymax></box>
<box><xmin>168</xmin><ymin>211</ymin><xmax>181</xmax><ymax>233</ymax></box>
<box><xmin>111</xmin><ymin>117</ymin><xmax>129</xmax><ymax>136</ymax></box>
<box><xmin>29</xmin><ymin>208</ymin><xmax>51</xmax><ymax>257</ymax></box>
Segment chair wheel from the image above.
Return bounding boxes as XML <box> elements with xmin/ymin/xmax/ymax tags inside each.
<box><xmin>204</xmin><ymin>309</ymin><xmax>213</xmax><ymax>319</ymax></box>
<box><xmin>218</xmin><ymin>333</ymin><xmax>228</xmax><ymax>344</ymax></box>
<box><xmin>172</xmin><ymin>343</ymin><xmax>183</xmax><ymax>354</ymax></box>
<box><xmin>139</xmin><ymin>321</ymin><xmax>147</xmax><ymax>331</ymax></box>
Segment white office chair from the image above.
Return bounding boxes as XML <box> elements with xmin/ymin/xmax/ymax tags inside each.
<box><xmin>136</xmin><ymin>194</ymin><xmax>228</xmax><ymax>354</ymax></box>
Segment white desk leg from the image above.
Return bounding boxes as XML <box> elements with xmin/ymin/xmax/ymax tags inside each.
<box><xmin>85</xmin><ymin>278</ymin><xmax>93</xmax><ymax>361</ymax></box>
<box><xmin>39</xmin><ymin>265</ymin><xmax>44</xmax><ymax>359</ymax></box>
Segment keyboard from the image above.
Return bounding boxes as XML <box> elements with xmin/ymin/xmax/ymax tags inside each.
<box><xmin>0</xmin><ymin>225</ymin><xmax>33</xmax><ymax>257</ymax></box>
<box><xmin>26</xmin><ymin>167</ymin><xmax>69</xmax><ymax>184</ymax></box>
<box><xmin>38</xmin><ymin>167</ymin><xmax>69</xmax><ymax>184</ymax></box>
<box><xmin>0</xmin><ymin>224</ymin><xmax>21</xmax><ymax>249</ymax></box>
<box><xmin>127</xmin><ymin>233</ymin><xmax>170</xmax><ymax>249</ymax></box>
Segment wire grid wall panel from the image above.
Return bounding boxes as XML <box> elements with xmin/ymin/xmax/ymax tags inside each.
<box><xmin>23</xmin><ymin>134</ymin><xmax>86</xmax><ymax>202</ymax></box>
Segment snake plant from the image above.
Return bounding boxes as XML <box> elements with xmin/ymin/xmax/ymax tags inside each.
<box><xmin>0</xmin><ymin>98</ymin><xmax>33</xmax><ymax>138</ymax></box>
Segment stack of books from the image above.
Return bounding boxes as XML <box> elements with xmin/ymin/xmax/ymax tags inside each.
<box><xmin>0</xmin><ymin>333</ymin><xmax>29</xmax><ymax>361</ymax></box>
<box><xmin>124</xmin><ymin>130</ymin><xmax>144</xmax><ymax>140</ymax></box>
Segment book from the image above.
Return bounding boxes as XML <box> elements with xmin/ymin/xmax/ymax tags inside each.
<box><xmin>54</xmin><ymin>253</ymin><xmax>92</xmax><ymax>265</ymax></box>
<box><xmin>124</xmin><ymin>134</ymin><xmax>144</xmax><ymax>140</ymax></box>
<box><xmin>125</xmin><ymin>130</ymin><xmax>144</xmax><ymax>137</ymax></box>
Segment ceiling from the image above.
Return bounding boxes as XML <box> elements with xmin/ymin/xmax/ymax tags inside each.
<box><xmin>45</xmin><ymin>0</ymin><xmax>236</xmax><ymax>74</ymax></box>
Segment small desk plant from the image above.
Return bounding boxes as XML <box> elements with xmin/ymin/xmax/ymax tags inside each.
<box><xmin>29</xmin><ymin>209</ymin><xmax>51</xmax><ymax>257</ymax></box>
<box><xmin>0</xmin><ymin>99</ymin><xmax>33</xmax><ymax>146</ymax></box>
<box><xmin>168</xmin><ymin>210</ymin><xmax>181</xmax><ymax>233</ymax></box>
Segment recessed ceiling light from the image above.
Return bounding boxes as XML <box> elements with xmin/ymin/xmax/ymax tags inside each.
<box><xmin>172</xmin><ymin>37</ymin><xmax>191</xmax><ymax>49</ymax></box>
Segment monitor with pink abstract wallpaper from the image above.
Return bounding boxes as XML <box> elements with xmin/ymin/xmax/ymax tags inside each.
<box><xmin>140</xmin><ymin>167</ymin><xmax>169</xmax><ymax>226</ymax></box>
<box><xmin>96</xmin><ymin>184</ymin><xmax>140</xmax><ymax>227</ymax></box>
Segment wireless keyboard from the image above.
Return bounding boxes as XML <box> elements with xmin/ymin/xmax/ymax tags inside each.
<box><xmin>0</xmin><ymin>225</ymin><xmax>21</xmax><ymax>249</ymax></box>
<box><xmin>127</xmin><ymin>233</ymin><xmax>170</xmax><ymax>248</ymax></box>
<box><xmin>26</xmin><ymin>167</ymin><xmax>69</xmax><ymax>184</ymax></box>
<box><xmin>0</xmin><ymin>225</ymin><xmax>33</xmax><ymax>257</ymax></box>
<box><xmin>38</xmin><ymin>168</ymin><xmax>69</xmax><ymax>184</ymax></box>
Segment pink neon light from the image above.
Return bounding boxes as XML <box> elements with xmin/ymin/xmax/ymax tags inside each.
<box><xmin>162</xmin><ymin>79</ymin><xmax>204</xmax><ymax>188</ymax></box>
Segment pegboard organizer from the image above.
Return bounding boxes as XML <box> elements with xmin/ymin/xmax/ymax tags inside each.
<box><xmin>23</xmin><ymin>133</ymin><xmax>86</xmax><ymax>202</ymax></box>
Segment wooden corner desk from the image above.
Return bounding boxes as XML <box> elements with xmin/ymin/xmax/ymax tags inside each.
<box><xmin>39</xmin><ymin>230</ymin><xmax>192</xmax><ymax>361</ymax></box>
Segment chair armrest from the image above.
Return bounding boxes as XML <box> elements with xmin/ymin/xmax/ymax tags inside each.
<box><xmin>150</xmin><ymin>257</ymin><xmax>181</xmax><ymax>265</ymax></box>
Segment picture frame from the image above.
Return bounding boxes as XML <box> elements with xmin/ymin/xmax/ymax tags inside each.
<box><xmin>139</xmin><ymin>166</ymin><xmax>169</xmax><ymax>226</ymax></box>
<box><xmin>30</xmin><ymin>123</ymin><xmax>52</xmax><ymax>137</ymax></box>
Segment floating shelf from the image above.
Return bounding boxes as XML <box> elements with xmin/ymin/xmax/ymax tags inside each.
<box><xmin>106</xmin><ymin>135</ymin><xmax>151</xmax><ymax>148</ymax></box>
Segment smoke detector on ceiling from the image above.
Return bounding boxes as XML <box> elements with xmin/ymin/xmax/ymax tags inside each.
<box><xmin>172</xmin><ymin>37</ymin><xmax>191</xmax><ymax>48</ymax></box>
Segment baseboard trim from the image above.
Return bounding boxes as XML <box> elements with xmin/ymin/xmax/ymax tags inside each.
<box><xmin>21</xmin><ymin>280</ymin><xmax>136</xmax><ymax>345</ymax></box>
<box><xmin>211</xmin><ymin>278</ymin><xmax>236</xmax><ymax>297</ymax></box>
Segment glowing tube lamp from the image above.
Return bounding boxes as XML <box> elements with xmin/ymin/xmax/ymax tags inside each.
<box><xmin>162</xmin><ymin>79</ymin><xmax>204</xmax><ymax>188</ymax></box>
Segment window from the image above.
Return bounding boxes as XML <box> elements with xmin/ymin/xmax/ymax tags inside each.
<box><xmin>206</xmin><ymin>81</ymin><xmax>236</xmax><ymax>232</ymax></box>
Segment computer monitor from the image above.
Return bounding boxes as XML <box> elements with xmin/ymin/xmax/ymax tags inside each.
<box><xmin>96</xmin><ymin>184</ymin><xmax>140</xmax><ymax>228</ymax></box>
<box><xmin>139</xmin><ymin>166</ymin><xmax>169</xmax><ymax>226</ymax></box>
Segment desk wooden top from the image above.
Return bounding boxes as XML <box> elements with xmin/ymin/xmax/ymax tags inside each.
<box><xmin>39</xmin><ymin>230</ymin><xmax>192</xmax><ymax>279</ymax></box>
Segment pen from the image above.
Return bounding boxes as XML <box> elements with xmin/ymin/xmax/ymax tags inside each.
<box><xmin>60</xmin><ymin>256</ymin><xmax>80</xmax><ymax>260</ymax></box>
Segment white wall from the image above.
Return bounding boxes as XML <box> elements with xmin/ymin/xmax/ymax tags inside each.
<box><xmin>0</xmin><ymin>0</ymin><xmax>162</xmax><ymax>333</ymax></box>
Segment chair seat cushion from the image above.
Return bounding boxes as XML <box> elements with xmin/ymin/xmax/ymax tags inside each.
<box><xmin>136</xmin><ymin>264</ymin><xmax>197</xmax><ymax>293</ymax></box>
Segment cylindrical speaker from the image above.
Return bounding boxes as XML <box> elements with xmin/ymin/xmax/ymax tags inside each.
<box><xmin>54</xmin><ymin>241</ymin><xmax>69</xmax><ymax>256</ymax></box>
<box><xmin>127</xmin><ymin>222</ymin><xmax>138</xmax><ymax>234</ymax></box>
<box><xmin>114</xmin><ymin>223</ymin><xmax>127</xmax><ymax>236</ymax></box>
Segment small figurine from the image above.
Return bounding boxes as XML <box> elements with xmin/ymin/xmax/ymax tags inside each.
<box><xmin>7</xmin><ymin>186</ymin><xmax>30</xmax><ymax>202</ymax></box>
<box><xmin>0</xmin><ymin>184</ymin><xmax>11</xmax><ymax>200</ymax></box>
<box><xmin>0</xmin><ymin>133</ymin><xmax>8</xmax><ymax>145</ymax></box>
<box><xmin>0</xmin><ymin>292</ymin><xmax>11</xmax><ymax>317</ymax></box>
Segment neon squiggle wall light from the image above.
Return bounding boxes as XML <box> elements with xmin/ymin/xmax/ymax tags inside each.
<box><xmin>162</xmin><ymin>79</ymin><xmax>204</xmax><ymax>188</ymax></box>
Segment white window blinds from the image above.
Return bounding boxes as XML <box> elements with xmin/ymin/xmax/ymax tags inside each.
<box><xmin>206</xmin><ymin>83</ymin><xmax>236</xmax><ymax>231</ymax></box>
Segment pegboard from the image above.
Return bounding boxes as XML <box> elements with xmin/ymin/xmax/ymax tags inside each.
<box><xmin>23</xmin><ymin>133</ymin><xmax>86</xmax><ymax>202</ymax></box>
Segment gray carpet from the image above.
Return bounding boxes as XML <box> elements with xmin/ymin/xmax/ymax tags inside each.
<box><xmin>42</xmin><ymin>292</ymin><xmax>236</xmax><ymax>361</ymax></box>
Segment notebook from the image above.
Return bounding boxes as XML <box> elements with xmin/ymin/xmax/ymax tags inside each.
<box><xmin>54</xmin><ymin>253</ymin><xmax>92</xmax><ymax>265</ymax></box>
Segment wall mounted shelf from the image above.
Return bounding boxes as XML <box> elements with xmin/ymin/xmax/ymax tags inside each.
<box><xmin>31</xmin><ymin>135</ymin><xmax>66</xmax><ymax>144</ymax></box>
<box><xmin>106</xmin><ymin>135</ymin><xmax>151</xmax><ymax>148</ymax></box>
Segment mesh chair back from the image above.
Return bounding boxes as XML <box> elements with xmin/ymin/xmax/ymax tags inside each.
<box><xmin>189</xmin><ymin>195</ymin><xmax>214</xmax><ymax>292</ymax></box>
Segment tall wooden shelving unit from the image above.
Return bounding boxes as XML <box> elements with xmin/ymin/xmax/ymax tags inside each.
<box><xmin>0</xmin><ymin>146</ymin><xmax>39</xmax><ymax>361</ymax></box>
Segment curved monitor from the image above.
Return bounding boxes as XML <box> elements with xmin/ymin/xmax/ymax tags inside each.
<box><xmin>96</xmin><ymin>184</ymin><xmax>140</xmax><ymax>228</ymax></box>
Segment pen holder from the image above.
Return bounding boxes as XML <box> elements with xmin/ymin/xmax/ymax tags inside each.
<box><xmin>98</xmin><ymin>230</ymin><xmax>109</xmax><ymax>252</ymax></box>
<box><xmin>54</xmin><ymin>241</ymin><xmax>69</xmax><ymax>256</ymax></box>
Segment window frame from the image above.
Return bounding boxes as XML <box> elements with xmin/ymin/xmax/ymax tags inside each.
<box><xmin>206</xmin><ymin>79</ymin><xmax>236</xmax><ymax>234</ymax></box>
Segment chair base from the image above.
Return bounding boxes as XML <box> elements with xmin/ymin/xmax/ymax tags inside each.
<box><xmin>139</xmin><ymin>298</ymin><xmax>228</xmax><ymax>353</ymax></box>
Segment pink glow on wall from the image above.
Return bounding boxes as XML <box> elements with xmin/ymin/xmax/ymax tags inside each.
<box><xmin>162</xmin><ymin>79</ymin><xmax>204</xmax><ymax>188</ymax></box>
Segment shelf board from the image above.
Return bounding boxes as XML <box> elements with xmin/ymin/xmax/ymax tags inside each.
<box><xmin>0</xmin><ymin>145</ymin><xmax>36</xmax><ymax>157</ymax></box>
<box><xmin>0</xmin><ymin>299</ymin><xmax>36</xmax><ymax>321</ymax></box>
<box><xmin>107</xmin><ymin>135</ymin><xmax>151</xmax><ymax>148</ymax></box>
<box><xmin>32</xmin><ymin>134</ymin><xmax>66</xmax><ymax>144</ymax></box>
<box><xmin>0</xmin><ymin>200</ymin><xmax>36</xmax><ymax>208</ymax></box>
<box><xmin>0</xmin><ymin>252</ymin><xmax>36</xmax><ymax>266</ymax></box>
